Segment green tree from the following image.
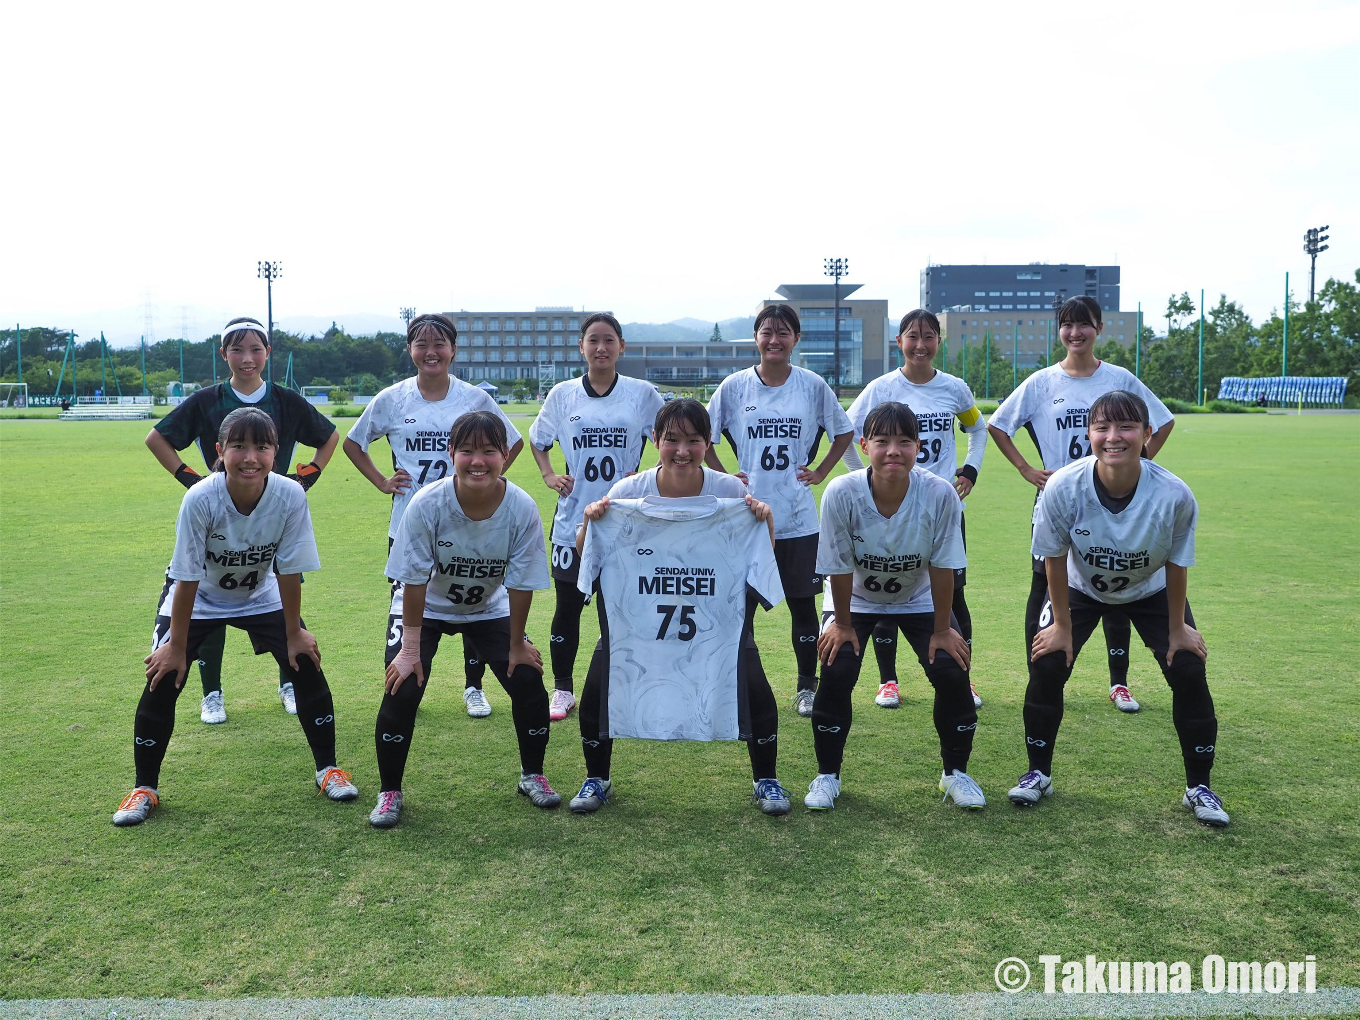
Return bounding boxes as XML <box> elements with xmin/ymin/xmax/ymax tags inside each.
<box><xmin>709</xmin><ymin>323</ymin><xmax>724</xmax><ymax>343</ymax></box>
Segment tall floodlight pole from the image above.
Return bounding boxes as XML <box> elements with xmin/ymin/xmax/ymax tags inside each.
<box><xmin>1135</xmin><ymin>303</ymin><xmax>1142</xmax><ymax>379</ymax></box>
<box><xmin>400</xmin><ymin>307</ymin><xmax>417</xmax><ymax>374</ymax></box>
<box><xmin>14</xmin><ymin>324</ymin><xmax>21</xmax><ymax>385</ymax></box>
<box><xmin>1303</xmin><ymin>225</ymin><xmax>1330</xmax><ymax>305</ymax></box>
<box><xmin>1282</xmin><ymin>272</ymin><xmax>1289</xmax><ymax>379</ymax></box>
<box><xmin>258</xmin><ymin>261</ymin><xmax>282</xmax><ymax>384</ymax></box>
<box><xmin>823</xmin><ymin>258</ymin><xmax>848</xmax><ymax>397</ymax></box>
<box><xmin>141</xmin><ymin>336</ymin><xmax>147</xmax><ymax>395</ymax></box>
<box><xmin>100</xmin><ymin>332</ymin><xmax>108</xmax><ymax>399</ymax></box>
<box><xmin>1197</xmin><ymin>289</ymin><xmax>1205</xmax><ymax>406</ymax></box>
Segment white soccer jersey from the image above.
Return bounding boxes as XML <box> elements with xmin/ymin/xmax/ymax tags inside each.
<box><xmin>529</xmin><ymin>375</ymin><xmax>665</xmax><ymax>548</ymax></box>
<box><xmin>386</xmin><ymin>478</ymin><xmax>549</xmax><ymax>623</ymax></box>
<box><xmin>579</xmin><ymin>497</ymin><xmax>784</xmax><ymax>741</ymax></box>
<box><xmin>606</xmin><ymin>466</ymin><xmax>748</xmax><ymax>500</ymax></box>
<box><xmin>707</xmin><ymin>366</ymin><xmax>852</xmax><ymax>539</ymax></box>
<box><xmin>816</xmin><ymin>467</ymin><xmax>965</xmax><ymax>615</ymax></box>
<box><xmin>1031</xmin><ymin>458</ymin><xmax>1197</xmax><ymax>605</ymax></box>
<box><xmin>841</xmin><ymin>369</ymin><xmax>987</xmax><ymax>485</ymax></box>
<box><xmin>347</xmin><ymin>376</ymin><xmax>523</xmax><ymax>538</ymax></box>
<box><xmin>987</xmin><ymin>362</ymin><xmax>1172</xmax><ymax>472</ymax></box>
<box><xmin>160</xmin><ymin>473</ymin><xmax>320</xmax><ymax>620</ymax></box>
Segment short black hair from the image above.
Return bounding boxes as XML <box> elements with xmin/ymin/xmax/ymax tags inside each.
<box><xmin>1058</xmin><ymin>295</ymin><xmax>1103</xmax><ymax>331</ymax></box>
<box><xmin>754</xmin><ymin>303</ymin><xmax>801</xmax><ymax>337</ymax></box>
<box><xmin>1089</xmin><ymin>390</ymin><xmax>1150</xmax><ymax>428</ymax></box>
<box><xmin>579</xmin><ymin>313</ymin><xmax>623</xmax><ymax>341</ymax></box>
<box><xmin>408</xmin><ymin>313</ymin><xmax>458</xmax><ymax>347</ymax></box>
<box><xmin>448</xmin><ymin>410</ymin><xmax>508</xmax><ymax>456</ymax></box>
<box><xmin>213</xmin><ymin>407</ymin><xmax>278</xmax><ymax>471</ymax></box>
<box><xmin>861</xmin><ymin>401</ymin><xmax>920</xmax><ymax>443</ymax></box>
<box><xmin>220</xmin><ymin>318</ymin><xmax>269</xmax><ymax>350</ymax></box>
<box><xmin>897</xmin><ymin>309</ymin><xmax>941</xmax><ymax>337</ymax></box>
<box><xmin>653</xmin><ymin>398</ymin><xmax>711</xmax><ymax>442</ymax></box>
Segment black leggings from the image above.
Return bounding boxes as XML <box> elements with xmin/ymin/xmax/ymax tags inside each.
<box><xmin>376</xmin><ymin>615</ymin><xmax>550</xmax><ymax>791</ymax></box>
<box><xmin>388</xmin><ymin>538</ymin><xmax>483</xmax><ymax>690</ymax></box>
<box><xmin>548</xmin><ymin>579</ymin><xmax>589</xmax><ymax>693</ymax></box>
<box><xmin>813</xmin><ymin>612</ymin><xmax>977</xmax><ymax>776</ymax></box>
<box><xmin>789</xmin><ymin>596</ymin><xmax>820</xmax><ymax>691</ymax></box>
<box><xmin>578</xmin><ymin>597</ymin><xmax>779</xmax><ymax>782</ymax></box>
<box><xmin>196</xmin><ymin>623</ymin><xmax>289</xmax><ymax>696</ymax></box>
<box><xmin>872</xmin><ymin>586</ymin><xmax>973</xmax><ymax>683</ymax></box>
<box><xmin>135</xmin><ymin>612</ymin><xmax>338</xmax><ymax>789</ymax></box>
<box><xmin>1027</xmin><ymin>566</ymin><xmax>1130</xmax><ymax>687</ymax></box>
<box><xmin>1024</xmin><ymin>588</ymin><xmax>1217</xmax><ymax>786</ymax></box>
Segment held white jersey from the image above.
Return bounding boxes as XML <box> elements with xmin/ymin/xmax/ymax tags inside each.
<box><xmin>707</xmin><ymin>366</ymin><xmax>852</xmax><ymax>539</ymax></box>
<box><xmin>842</xmin><ymin>369</ymin><xmax>986</xmax><ymax>483</ymax></box>
<box><xmin>386</xmin><ymin>478</ymin><xmax>549</xmax><ymax>623</ymax></box>
<box><xmin>1031</xmin><ymin>458</ymin><xmax>1197</xmax><ymax>604</ymax></box>
<box><xmin>347</xmin><ymin>375</ymin><xmax>523</xmax><ymax>538</ymax></box>
<box><xmin>161</xmin><ymin>473</ymin><xmax>320</xmax><ymax>620</ymax></box>
<box><xmin>579</xmin><ymin>497</ymin><xmax>784</xmax><ymax>741</ymax></box>
<box><xmin>529</xmin><ymin>374</ymin><xmax>664</xmax><ymax>548</ymax></box>
<box><xmin>817</xmin><ymin>468</ymin><xmax>965</xmax><ymax>615</ymax></box>
<box><xmin>606</xmin><ymin>466</ymin><xmax>748</xmax><ymax>500</ymax></box>
<box><xmin>987</xmin><ymin>362</ymin><xmax>1172</xmax><ymax>472</ymax></box>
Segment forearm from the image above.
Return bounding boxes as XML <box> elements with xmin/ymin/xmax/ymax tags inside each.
<box><xmin>703</xmin><ymin>447</ymin><xmax>728</xmax><ymax>472</ymax></box>
<box><xmin>575</xmin><ymin>521</ymin><xmax>588</xmax><ymax>556</ymax></box>
<box><xmin>987</xmin><ymin>425</ymin><xmax>1033</xmax><ymax>475</ymax></box>
<box><xmin>146</xmin><ymin>429</ymin><xmax>187</xmax><ymax>475</ymax></box>
<box><xmin>530</xmin><ymin>444</ymin><xmax>557</xmax><ymax>480</ymax></box>
<box><xmin>1164</xmin><ymin>563</ymin><xmax>1189</xmax><ymax>626</ymax></box>
<box><xmin>309</xmin><ymin>431</ymin><xmax>339</xmax><ymax>470</ymax></box>
<box><xmin>840</xmin><ymin>440</ymin><xmax>865</xmax><ymax>471</ymax></box>
<box><xmin>504</xmin><ymin>438</ymin><xmax>523</xmax><ymax>470</ymax></box>
<box><xmin>961</xmin><ymin>425</ymin><xmax>988</xmax><ymax>480</ymax></box>
<box><xmin>830</xmin><ymin>574</ymin><xmax>854</xmax><ymax>626</ymax></box>
<box><xmin>343</xmin><ymin>437</ymin><xmax>389</xmax><ymax>489</ymax></box>
<box><xmin>1043</xmin><ymin>557</ymin><xmax>1071</xmax><ymax>626</ymax></box>
<box><xmin>401</xmin><ymin>583</ymin><xmax>428</xmax><ymax>632</ymax></box>
<box><xmin>1145</xmin><ymin>420</ymin><xmax>1174</xmax><ymax>459</ymax></box>
<box><xmin>508</xmin><ymin>588</ymin><xmax>532</xmax><ymax>644</ymax></box>
<box><xmin>814</xmin><ymin>432</ymin><xmax>854</xmax><ymax>478</ymax></box>
<box><xmin>928</xmin><ymin>566</ymin><xmax>954</xmax><ymax>633</ymax></box>
<box><xmin>277</xmin><ymin>574</ymin><xmax>303</xmax><ymax>633</ymax></box>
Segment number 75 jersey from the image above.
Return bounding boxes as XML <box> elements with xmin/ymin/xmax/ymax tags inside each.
<box><xmin>579</xmin><ymin>497</ymin><xmax>784</xmax><ymax>741</ymax></box>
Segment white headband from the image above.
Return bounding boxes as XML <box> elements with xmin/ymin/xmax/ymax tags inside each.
<box><xmin>222</xmin><ymin>319</ymin><xmax>267</xmax><ymax>339</ymax></box>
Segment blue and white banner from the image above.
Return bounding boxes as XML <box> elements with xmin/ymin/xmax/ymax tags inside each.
<box><xmin>1216</xmin><ymin>377</ymin><xmax>1348</xmax><ymax>405</ymax></box>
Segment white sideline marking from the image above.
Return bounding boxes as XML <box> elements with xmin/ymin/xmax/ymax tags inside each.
<box><xmin>3</xmin><ymin>991</ymin><xmax>1360</xmax><ymax>1019</ymax></box>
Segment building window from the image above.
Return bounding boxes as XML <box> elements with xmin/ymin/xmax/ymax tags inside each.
<box><xmin>504</xmin><ymin>350</ymin><xmax>516</xmax><ymax>363</ymax></box>
<box><xmin>536</xmin><ymin>335</ymin><xmax>548</xmax><ymax>347</ymax></box>
<box><xmin>488</xmin><ymin>335</ymin><xmax>500</xmax><ymax>346</ymax></box>
<box><xmin>471</xmin><ymin>350</ymin><xmax>485</xmax><ymax>362</ymax></box>
<box><xmin>471</xmin><ymin>335</ymin><xmax>485</xmax><ymax>346</ymax></box>
<box><xmin>568</xmin><ymin>349</ymin><xmax>581</xmax><ymax>362</ymax></box>
<box><xmin>456</xmin><ymin>319</ymin><xmax>468</xmax><ymax>331</ymax></box>
<box><xmin>488</xmin><ymin>318</ymin><xmax>500</xmax><ymax>331</ymax></box>
<box><xmin>521</xmin><ymin>335</ymin><xmax>534</xmax><ymax>347</ymax></box>
<box><xmin>552</xmin><ymin>318</ymin><xmax>564</xmax><ymax>330</ymax></box>
<box><xmin>489</xmin><ymin>350</ymin><xmax>501</xmax><ymax>362</ymax></box>
<box><xmin>551</xmin><ymin>334</ymin><xmax>564</xmax><ymax>346</ymax></box>
<box><xmin>553</xmin><ymin>350</ymin><xmax>565</xmax><ymax>362</ymax></box>
<box><xmin>472</xmin><ymin>319</ymin><xmax>483</xmax><ymax>331</ymax></box>
<box><xmin>569</xmin><ymin>318</ymin><xmax>579</xmax><ymax>331</ymax></box>
<box><xmin>537</xmin><ymin>318</ymin><xmax>548</xmax><ymax>330</ymax></box>
<box><xmin>456</xmin><ymin>350</ymin><xmax>469</xmax><ymax>362</ymax></box>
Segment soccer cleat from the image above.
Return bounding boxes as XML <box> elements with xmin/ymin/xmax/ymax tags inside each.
<box><xmin>794</xmin><ymin>688</ymin><xmax>816</xmax><ymax>718</ymax></box>
<box><xmin>112</xmin><ymin>787</ymin><xmax>159</xmax><ymax>826</ymax></box>
<box><xmin>569</xmin><ymin>777</ymin><xmax>611</xmax><ymax>814</ymax></box>
<box><xmin>804</xmin><ymin>773</ymin><xmax>841</xmax><ymax>811</ymax></box>
<box><xmin>464</xmin><ymin>686</ymin><xmax>492</xmax><ymax>718</ymax></box>
<box><xmin>1110</xmin><ymin>684</ymin><xmax>1140</xmax><ymax>713</ymax></box>
<box><xmin>369</xmin><ymin>790</ymin><xmax>403</xmax><ymax>828</ymax></box>
<box><xmin>200</xmin><ymin>690</ymin><xmax>226</xmax><ymax>725</ymax></box>
<box><xmin>517</xmin><ymin>773</ymin><xmax>562</xmax><ymax>809</ymax></box>
<box><xmin>971</xmin><ymin>682</ymin><xmax>983</xmax><ymax>709</ymax></box>
<box><xmin>1007</xmin><ymin>770</ymin><xmax>1054</xmax><ymax>806</ymax></box>
<box><xmin>548</xmin><ymin>689</ymin><xmax>577</xmax><ymax>722</ymax></box>
<box><xmin>279</xmin><ymin>682</ymin><xmax>298</xmax><ymax>715</ymax></box>
<box><xmin>940</xmin><ymin>770</ymin><xmax>987</xmax><ymax>810</ymax></box>
<box><xmin>1183</xmin><ymin>785</ymin><xmax>1230</xmax><ymax>827</ymax></box>
<box><xmin>752</xmin><ymin>778</ymin><xmax>792</xmax><ymax>816</ymax></box>
<box><xmin>316</xmin><ymin>766</ymin><xmax>359</xmax><ymax>801</ymax></box>
<box><xmin>874</xmin><ymin>681</ymin><xmax>900</xmax><ymax>708</ymax></box>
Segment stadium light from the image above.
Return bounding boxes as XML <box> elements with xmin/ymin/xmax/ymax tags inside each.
<box><xmin>1303</xmin><ymin>225</ymin><xmax>1330</xmax><ymax>305</ymax></box>
<box><xmin>258</xmin><ymin>261</ymin><xmax>282</xmax><ymax>384</ymax></box>
<box><xmin>823</xmin><ymin>258</ymin><xmax>848</xmax><ymax>397</ymax></box>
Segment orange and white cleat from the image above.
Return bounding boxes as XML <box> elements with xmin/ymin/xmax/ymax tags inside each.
<box><xmin>112</xmin><ymin>787</ymin><xmax>159</xmax><ymax>826</ymax></box>
<box><xmin>970</xmin><ymin>682</ymin><xmax>983</xmax><ymax>709</ymax></box>
<box><xmin>316</xmin><ymin>766</ymin><xmax>359</xmax><ymax>801</ymax></box>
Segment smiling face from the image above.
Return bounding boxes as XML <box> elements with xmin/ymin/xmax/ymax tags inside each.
<box><xmin>452</xmin><ymin>431</ymin><xmax>507</xmax><ymax>492</ymax></box>
<box><xmin>217</xmin><ymin>434</ymin><xmax>276</xmax><ymax>484</ymax></box>
<box><xmin>580</xmin><ymin>320</ymin><xmax>623</xmax><ymax>373</ymax></box>
<box><xmin>655</xmin><ymin>419</ymin><xmax>710</xmax><ymax>475</ymax></box>
<box><xmin>862</xmin><ymin>431</ymin><xmax>919</xmax><ymax>480</ymax></box>
<box><xmin>1058</xmin><ymin>316</ymin><xmax>1102</xmax><ymax>356</ymax></box>
<box><xmin>897</xmin><ymin>321</ymin><xmax>940</xmax><ymax>369</ymax></box>
<box><xmin>1089</xmin><ymin>414</ymin><xmax>1151</xmax><ymax>468</ymax></box>
<box><xmin>222</xmin><ymin>332</ymin><xmax>269</xmax><ymax>382</ymax></box>
<box><xmin>409</xmin><ymin>323</ymin><xmax>455</xmax><ymax>378</ymax></box>
<box><xmin>755</xmin><ymin>316</ymin><xmax>798</xmax><ymax>365</ymax></box>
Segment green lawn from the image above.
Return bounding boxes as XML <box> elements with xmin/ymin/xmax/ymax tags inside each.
<box><xmin>1</xmin><ymin>415</ymin><xmax>1357</xmax><ymax>999</ymax></box>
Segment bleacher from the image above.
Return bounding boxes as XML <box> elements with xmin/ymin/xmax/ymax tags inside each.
<box><xmin>58</xmin><ymin>405</ymin><xmax>152</xmax><ymax>421</ymax></box>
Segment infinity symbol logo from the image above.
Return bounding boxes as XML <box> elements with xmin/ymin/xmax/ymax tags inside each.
<box><xmin>135</xmin><ymin>737</ymin><xmax>157</xmax><ymax>746</ymax></box>
<box><xmin>381</xmin><ymin>733</ymin><xmax>404</xmax><ymax>743</ymax></box>
<box><xmin>314</xmin><ymin>715</ymin><xmax>334</xmax><ymax>725</ymax></box>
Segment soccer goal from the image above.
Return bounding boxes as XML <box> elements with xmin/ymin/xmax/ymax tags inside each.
<box><xmin>0</xmin><ymin>382</ymin><xmax>28</xmax><ymax>408</ymax></box>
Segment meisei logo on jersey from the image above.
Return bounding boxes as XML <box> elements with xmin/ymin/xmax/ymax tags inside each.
<box><xmin>405</xmin><ymin>431</ymin><xmax>449</xmax><ymax>452</ymax></box>
<box><xmin>747</xmin><ymin>417</ymin><xmax>802</xmax><ymax>439</ymax></box>
<box><xmin>207</xmin><ymin>541</ymin><xmax>279</xmax><ymax>567</ymax></box>
<box><xmin>572</xmin><ymin>427</ymin><xmax>627</xmax><ymax>449</ymax></box>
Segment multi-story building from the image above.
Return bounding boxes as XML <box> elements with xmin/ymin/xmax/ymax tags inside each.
<box><xmin>920</xmin><ymin>264</ymin><xmax>1121</xmax><ymax>315</ymax></box>
<box><xmin>934</xmin><ymin>308</ymin><xmax>1143</xmax><ymax>370</ymax></box>
<box><xmin>758</xmin><ymin>284</ymin><xmax>891</xmax><ymax>387</ymax></box>
<box><xmin>446</xmin><ymin>307</ymin><xmax>600</xmax><ymax>383</ymax></box>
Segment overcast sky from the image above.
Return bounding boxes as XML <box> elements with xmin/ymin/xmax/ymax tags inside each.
<box><xmin>2</xmin><ymin>0</ymin><xmax>1357</xmax><ymax>346</ymax></box>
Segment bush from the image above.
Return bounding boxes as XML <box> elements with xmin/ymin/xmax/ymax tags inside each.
<box><xmin>329</xmin><ymin>389</ymin><xmax>352</xmax><ymax>406</ymax></box>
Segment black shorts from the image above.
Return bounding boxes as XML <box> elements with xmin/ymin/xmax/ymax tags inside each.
<box><xmin>153</xmin><ymin>610</ymin><xmax>308</xmax><ymax>670</ymax></box>
<box><xmin>1035</xmin><ymin>588</ymin><xmax>1194</xmax><ymax>663</ymax></box>
<box><xmin>384</xmin><ymin>613</ymin><xmax>515</xmax><ymax>674</ymax></box>
<box><xmin>774</xmin><ymin>533</ymin><xmax>823</xmax><ymax>599</ymax></box>
<box><xmin>817</xmin><ymin>609</ymin><xmax>966</xmax><ymax>670</ymax></box>
<box><xmin>549</xmin><ymin>543</ymin><xmax>582</xmax><ymax>586</ymax></box>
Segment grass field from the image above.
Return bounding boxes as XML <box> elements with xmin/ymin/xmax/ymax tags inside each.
<box><xmin>1</xmin><ymin>414</ymin><xmax>1357</xmax><ymax>1002</ymax></box>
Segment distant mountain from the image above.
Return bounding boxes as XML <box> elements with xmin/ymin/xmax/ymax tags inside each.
<box><xmin>670</xmin><ymin>317</ymin><xmax>715</xmax><ymax>333</ymax></box>
<box><xmin>622</xmin><ymin>322</ymin><xmax>709</xmax><ymax>344</ymax></box>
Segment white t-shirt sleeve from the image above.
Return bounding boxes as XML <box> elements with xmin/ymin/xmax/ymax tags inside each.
<box><xmin>815</xmin><ymin>483</ymin><xmax>856</xmax><ymax>577</ymax></box>
<box><xmin>707</xmin><ymin>471</ymin><xmax>749</xmax><ymax>497</ymax></box>
<box><xmin>346</xmin><ymin>388</ymin><xmax>391</xmax><ymax>450</ymax></box>
<box><xmin>167</xmin><ymin>486</ymin><xmax>212</xmax><ymax>582</ymax></box>
<box><xmin>1169</xmin><ymin>484</ymin><xmax>1198</xmax><ymax>567</ymax></box>
<box><xmin>506</xmin><ymin>492</ymin><xmax>551</xmax><ymax>591</ymax></box>
<box><xmin>1030</xmin><ymin>475</ymin><xmax>1075</xmax><ymax>558</ymax></box>
<box><xmin>272</xmin><ymin>482</ymin><xmax>322</xmax><ymax>575</ymax></box>
<box><xmin>986</xmin><ymin>376</ymin><xmax>1037</xmax><ymax>437</ymax></box>
<box><xmin>385</xmin><ymin>495</ymin><xmax>437</xmax><ymax>586</ymax></box>
<box><xmin>527</xmin><ymin>385</ymin><xmax>561</xmax><ymax>450</ymax></box>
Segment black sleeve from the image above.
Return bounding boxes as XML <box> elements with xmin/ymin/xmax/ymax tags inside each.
<box><xmin>153</xmin><ymin>388</ymin><xmax>211</xmax><ymax>454</ymax></box>
<box><xmin>279</xmin><ymin>388</ymin><xmax>338</xmax><ymax>449</ymax></box>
